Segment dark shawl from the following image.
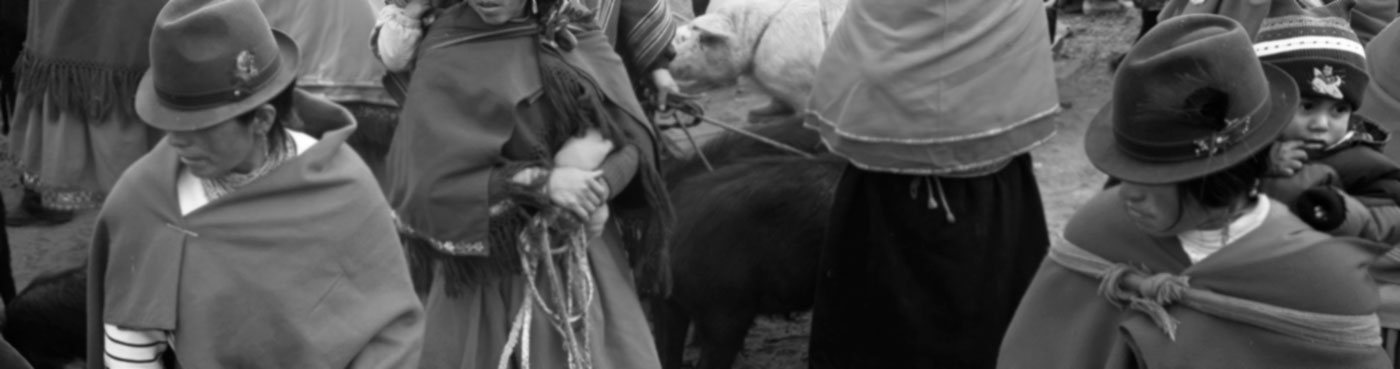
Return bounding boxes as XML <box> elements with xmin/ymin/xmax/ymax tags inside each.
<box><xmin>15</xmin><ymin>0</ymin><xmax>167</xmax><ymax>120</ymax></box>
<box><xmin>86</xmin><ymin>93</ymin><xmax>424</xmax><ymax>369</ymax></box>
<box><xmin>1317</xmin><ymin>119</ymin><xmax>1400</xmax><ymax>204</ymax></box>
<box><xmin>999</xmin><ymin>188</ymin><xmax>1391</xmax><ymax>369</ymax></box>
<box><xmin>384</xmin><ymin>5</ymin><xmax>668</xmax><ymax>290</ymax></box>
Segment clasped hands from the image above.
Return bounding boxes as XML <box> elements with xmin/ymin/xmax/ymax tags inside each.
<box><xmin>514</xmin><ymin>129</ymin><xmax>615</xmax><ymax>239</ymax></box>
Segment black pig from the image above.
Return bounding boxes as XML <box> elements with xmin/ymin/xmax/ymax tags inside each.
<box><xmin>3</xmin><ymin>265</ymin><xmax>85</xmax><ymax>369</ymax></box>
<box><xmin>653</xmin><ymin>119</ymin><xmax>840</xmax><ymax>369</ymax></box>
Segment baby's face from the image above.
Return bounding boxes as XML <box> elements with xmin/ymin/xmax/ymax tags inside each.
<box><xmin>1281</xmin><ymin>97</ymin><xmax>1352</xmax><ymax>152</ymax></box>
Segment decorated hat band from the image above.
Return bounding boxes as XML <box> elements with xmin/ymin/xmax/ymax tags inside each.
<box><xmin>1113</xmin><ymin>98</ymin><xmax>1263</xmax><ymax>163</ymax></box>
<box><xmin>1253</xmin><ymin>36</ymin><xmax>1366</xmax><ymax>59</ymax></box>
<box><xmin>155</xmin><ymin>50</ymin><xmax>283</xmax><ymax>111</ymax></box>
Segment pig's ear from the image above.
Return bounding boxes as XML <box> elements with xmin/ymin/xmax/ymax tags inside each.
<box><xmin>692</xmin><ymin>18</ymin><xmax>736</xmax><ymax>47</ymax></box>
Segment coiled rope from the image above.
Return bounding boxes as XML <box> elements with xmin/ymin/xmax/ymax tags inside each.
<box><xmin>498</xmin><ymin>209</ymin><xmax>598</xmax><ymax>369</ymax></box>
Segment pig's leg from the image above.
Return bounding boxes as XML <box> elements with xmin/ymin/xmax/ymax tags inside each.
<box><xmin>746</xmin><ymin>99</ymin><xmax>797</xmax><ymax>122</ymax></box>
<box><xmin>652</xmin><ymin>298</ymin><xmax>693</xmax><ymax>369</ymax></box>
<box><xmin>693</xmin><ymin>306</ymin><xmax>757</xmax><ymax>369</ymax></box>
<box><xmin>692</xmin><ymin>0</ymin><xmax>709</xmax><ymax>16</ymax></box>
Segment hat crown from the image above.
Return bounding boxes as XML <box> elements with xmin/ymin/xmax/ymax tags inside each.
<box><xmin>1112</xmin><ymin>15</ymin><xmax>1276</xmax><ymax>162</ymax></box>
<box><xmin>148</xmin><ymin>0</ymin><xmax>288</xmax><ymax>109</ymax></box>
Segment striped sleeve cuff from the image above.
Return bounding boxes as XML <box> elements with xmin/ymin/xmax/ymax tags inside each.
<box><xmin>103</xmin><ymin>324</ymin><xmax>168</xmax><ymax>369</ymax></box>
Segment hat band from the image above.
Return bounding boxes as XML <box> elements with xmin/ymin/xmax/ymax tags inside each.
<box><xmin>155</xmin><ymin>56</ymin><xmax>283</xmax><ymax>111</ymax></box>
<box><xmin>1114</xmin><ymin>99</ymin><xmax>1264</xmax><ymax>162</ymax></box>
<box><xmin>1253</xmin><ymin>36</ymin><xmax>1365</xmax><ymax>59</ymax></box>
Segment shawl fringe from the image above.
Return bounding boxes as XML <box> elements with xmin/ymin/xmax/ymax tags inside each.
<box><xmin>14</xmin><ymin>51</ymin><xmax>145</xmax><ymax>121</ymax></box>
<box><xmin>402</xmin><ymin>161</ymin><xmax>551</xmax><ymax>296</ymax></box>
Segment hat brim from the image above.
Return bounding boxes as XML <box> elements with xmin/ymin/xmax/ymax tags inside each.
<box><xmin>1084</xmin><ymin>63</ymin><xmax>1299</xmax><ymax>185</ymax></box>
<box><xmin>135</xmin><ymin>30</ymin><xmax>300</xmax><ymax>132</ymax></box>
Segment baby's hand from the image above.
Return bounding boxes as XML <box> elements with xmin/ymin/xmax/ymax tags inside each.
<box><xmin>555</xmin><ymin>129</ymin><xmax>614</xmax><ymax>170</ymax></box>
<box><xmin>1269</xmin><ymin>140</ymin><xmax>1309</xmax><ymax>177</ymax></box>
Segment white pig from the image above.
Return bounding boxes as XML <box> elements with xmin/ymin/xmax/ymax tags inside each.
<box><xmin>670</xmin><ymin>0</ymin><xmax>847</xmax><ymax>120</ymax></box>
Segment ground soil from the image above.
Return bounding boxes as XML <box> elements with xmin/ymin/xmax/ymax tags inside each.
<box><xmin>1</xmin><ymin>6</ymin><xmax>1139</xmax><ymax>369</ymax></box>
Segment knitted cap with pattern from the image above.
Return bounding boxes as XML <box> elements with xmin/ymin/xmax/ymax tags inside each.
<box><xmin>1254</xmin><ymin>13</ymin><xmax>1370</xmax><ymax>108</ymax></box>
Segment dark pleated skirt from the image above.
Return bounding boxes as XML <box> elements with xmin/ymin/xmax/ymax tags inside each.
<box><xmin>809</xmin><ymin>154</ymin><xmax>1050</xmax><ymax>369</ymax></box>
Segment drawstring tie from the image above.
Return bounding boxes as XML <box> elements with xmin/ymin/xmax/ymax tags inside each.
<box><xmin>910</xmin><ymin>176</ymin><xmax>956</xmax><ymax>223</ymax></box>
<box><xmin>1098</xmin><ymin>264</ymin><xmax>1191</xmax><ymax>340</ymax></box>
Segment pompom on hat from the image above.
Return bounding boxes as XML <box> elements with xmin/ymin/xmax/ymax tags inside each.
<box><xmin>1085</xmin><ymin>14</ymin><xmax>1299</xmax><ymax>185</ymax></box>
<box><xmin>134</xmin><ymin>0</ymin><xmax>300</xmax><ymax>131</ymax></box>
<box><xmin>1252</xmin><ymin>0</ymin><xmax>1369</xmax><ymax>109</ymax></box>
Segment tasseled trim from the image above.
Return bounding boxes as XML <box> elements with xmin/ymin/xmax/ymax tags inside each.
<box><xmin>537</xmin><ymin>47</ymin><xmax>618</xmax><ymax>145</ymax></box>
<box><xmin>13</xmin><ymin>51</ymin><xmax>146</xmax><ymax>121</ymax></box>
<box><xmin>615</xmin><ymin>162</ymin><xmax>674</xmax><ymax>297</ymax></box>
<box><xmin>401</xmin><ymin>160</ymin><xmax>553</xmax><ymax>296</ymax></box>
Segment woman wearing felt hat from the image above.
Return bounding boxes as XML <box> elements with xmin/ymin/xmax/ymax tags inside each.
<box><xmin>999</xmin><ymin>14</ymin><xmax>1392</xmax><ymax>368</ymax></box>
<box><xmin>84</xmin><ymin>0</ymin><xmax>425</xmax><ymax>367</ymax></box>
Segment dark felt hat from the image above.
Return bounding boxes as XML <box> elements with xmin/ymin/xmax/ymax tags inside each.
<box><xmin>1085</xmin><ymin>14</ymin><xmax>1299</xmax><ymax>185</ymax></box>
<box><xmin>1357</xmin><ymin>19</ymin><xmax>1400</xmax><ymax>127</ymax></box>
<box><xmin>135</xmin><ymin>0</ymin><xmax>300</xmax><ymax>131</ymax></box>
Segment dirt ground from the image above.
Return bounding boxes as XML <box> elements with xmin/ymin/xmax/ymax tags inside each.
<box><xmin>1</xmin><ymin>6</ymin><xmax>1139</xmax><ymax>369</ymax></box>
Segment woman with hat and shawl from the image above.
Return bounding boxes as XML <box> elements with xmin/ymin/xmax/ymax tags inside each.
<box><xmin>999</xmin><ymin>14</ymin><xmax>1392</xmax><ymax>369</ymax></box>
<box><xmin>378</xmin><ymin>0</ymin><xmax>671</xmax><ymax>366</ymax></box>
<box><xmin>85</xmin><ymin>0</ymin><xmax>425</xmax><ymax>367</ymax></box>
<box><xmin>6</xmin><ymin>0</ymin><xmax>168</xmax><ymax>225</ymax></box>
<box><xmin>802</xmin><ymin>0</ymin><xmax>1059</xmax><ymax>367</ymax></box>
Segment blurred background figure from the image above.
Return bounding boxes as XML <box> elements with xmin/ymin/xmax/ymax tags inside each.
<box><xmin>6</xmin><ymin>0</ymin><xmax>167</xmax><ymax>226</ymax></box>
<box><xmin>256</xmin><ymin>0</ymin><xmax>398</xmax><ymax>183</ymax></box>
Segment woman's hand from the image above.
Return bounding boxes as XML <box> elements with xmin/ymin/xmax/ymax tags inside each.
<box><xmin>548</xmin><ymin>168</ymin><xmax>609</xmax><ymax>219</ymax></box>
<box><xmin>585</xmin><ymin>205</ymin><xmax>610</xmax><ymax>240</ymax></box>
<box><xmin>651</xmin><ymin>68</ymin><xmax>682</xmax><ymax>109</ymax></box>
<box><xmin>1269</xmin><ymin>140</ymin><xmax>1309</xmax><ymax>177</ymax></box>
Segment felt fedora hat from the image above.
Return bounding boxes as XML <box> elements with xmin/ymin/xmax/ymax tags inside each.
<box><xmin>135</xmin><ymin>0</ymin><xmax>300</xmax><ymax>131</ymax></box>
<box><xmin>1085</xmin><ymin>14</ymin><xmax>1299</xmax><ymax>185</ymax></box>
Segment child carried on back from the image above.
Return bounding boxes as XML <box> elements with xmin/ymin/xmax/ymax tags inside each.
<box><xmin>1257</xmin><ymin>11</ymin><xmax>1400</xmax><ymax>244</ymax></box>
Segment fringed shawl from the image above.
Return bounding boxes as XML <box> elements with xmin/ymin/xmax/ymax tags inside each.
<box><xmin>15</xmin><ymin>0</ymin><xmax>167</xmax><ymax>121</ymax></box>
<box><xmin>386</xmin><ymin>4</ymin><xmax>670</xmax><ymax>294</ymax></box>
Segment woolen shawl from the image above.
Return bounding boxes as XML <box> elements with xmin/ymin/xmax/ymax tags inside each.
<box><xmin>998</xmin><ymin>188</ymin><xmax>1390</xmax><ymax>369</ymax></box>
<box><xmin>86</xmin><ymin>93</ymin><xmax>424</xmax><ymax>368</ymax></box>
<box><xmin>803</xmin><ymin>0</ymin><xmax>1060</xmax><ymax>175</ymax></box>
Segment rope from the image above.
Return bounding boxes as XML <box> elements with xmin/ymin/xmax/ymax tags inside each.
<box><xmin>498</xmin><ymin>210</ymin><xmax>598</xmax><ymax>369</ymax></box>
<box><xmin>672</xmin><ymin>108</ymin><xmax>816</xmax><ymax>159</ymax></box>
<box><xmin>1048</xmin><ymin>237</ymin><xmax>1382</xmax><ymax>346</ymax></box>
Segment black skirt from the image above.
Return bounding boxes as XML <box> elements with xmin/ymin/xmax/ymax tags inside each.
<box><xmin>809</xmin><ymin>154</ymin><xmax>1049</xmax><ymax>369</ymax></box>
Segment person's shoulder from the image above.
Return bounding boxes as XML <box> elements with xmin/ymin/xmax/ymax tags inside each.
<box><xmin>1262</xmin><ymin>201</ymin><xmax>1389</xmax><ymax>259</ymax></box>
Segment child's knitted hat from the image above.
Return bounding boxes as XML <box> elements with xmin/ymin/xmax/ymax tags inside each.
<box><xmin>1253</xmin><ymin>5</ymin><xmax>1370</xmax><ymax>108</ymax></box>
